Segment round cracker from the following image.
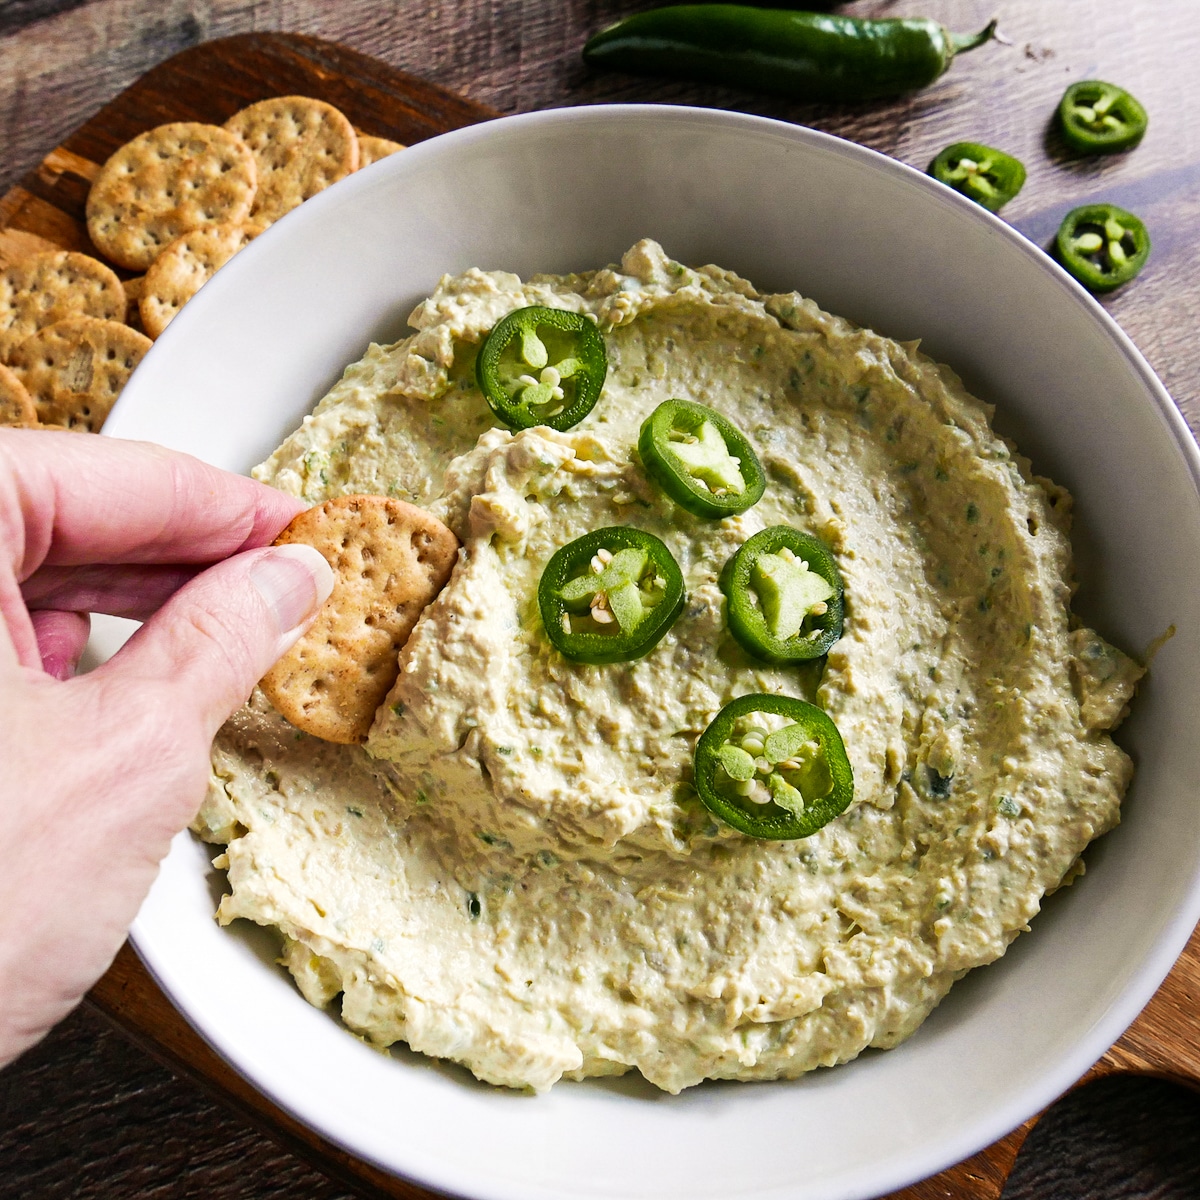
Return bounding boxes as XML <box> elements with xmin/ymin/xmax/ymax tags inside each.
<box><xmin>10</xmin><ymin>317</ymin><xmax>152</xmax><ymax>432</ymax></box>
<box><xmin>0</xmin><ymin>251</ymin><xmax>126</xmax><ymax>362</ymax></box>
<box><xmin>225</xmin><ymin>96</ymin><xmax>359</xmax><ymax>226</ymax></box>
<box><xmin>86</xmin><ymin>122</ymin><xmax>258</xmax><ymax>270</ymax></box>
<box><xmin>356</xmin><ymin>131</ymin><xmax>406</xmax><ymax>167</ymax></box>
<box><xmin>121</xmin><ymin>276</ymin><xmax>149</xmax><ymax>336</ymax></box>
<box><xmin>260</xmin><ymin>495</ymin><xmax>459</xmax><ymax>744</ymax></box>
<box><xmin>140</xmin><ymin>221</ymin><xmax>264</xmax><ymax>338</ymax></box>
<box><xmin>0</xmin><ymin>363</ymin><xmax>36</xmax><ymax>426</ymax></box>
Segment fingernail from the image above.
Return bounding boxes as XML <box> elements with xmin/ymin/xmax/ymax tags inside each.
<box><xmin>249</xmin><ymin>545</ymin><xmax>334</xmax><ymax>634</ymax></box>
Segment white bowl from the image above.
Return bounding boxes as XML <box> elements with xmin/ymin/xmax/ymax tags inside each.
<box><xmin>98</xmin><ymin>106</ymin><xmax>1200</xmax><ymax>1200</ymax></box>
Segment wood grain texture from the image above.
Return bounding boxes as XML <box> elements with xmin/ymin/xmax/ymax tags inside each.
<box><xmin>87</xmin><ymin>946</ymin><xmax>426</xmax><ymax>1200</ymax></box>
<box><xmin>1004</xmin><ymin>1074</ymin><xmax>1200</xmax><ymax>1198</ymax></box>
<box><xmin>0</xmin><ymin>2</ymin><xmax>1198</xmax><ymax>1198</ymax></box>
<box><xmin>0</xmin><ymin>0</ymin><xmax>93</xmax><ymax>38</ymax></box>
<box><xmin>0</xmin><ymin>1002</ymin><xmax>361</xmax><ymax>1200</ymax></box>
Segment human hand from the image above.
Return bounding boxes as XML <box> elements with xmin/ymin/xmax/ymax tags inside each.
<box><xmin>0</xmin><ymin>430</ymin><xmax>333</xmax><ymax>1067</ymax></box>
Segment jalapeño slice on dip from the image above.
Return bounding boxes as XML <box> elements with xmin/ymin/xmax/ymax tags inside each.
<box><xmin>721</xmin><ymin>527</ymin><xmax>844</xmax><ymax>662</ymax></box>
<box><xmin>638</xmin><ymin>398</ymin><xmax>766</xmax><ymax>518</ymax></box>
<box><xmin>539</xmin><ymin>527</ymin><xmax>685</xmax><ymax>663</ymax></box>
<box><xmin>476</xmin><ymin>304</ymin><xmax>608</xmax><ymax>430</ymax></box>
<box><xmin>695</xmin><ymin>694</ymin><xmax>854</xmax><ymax>840</ymax></box>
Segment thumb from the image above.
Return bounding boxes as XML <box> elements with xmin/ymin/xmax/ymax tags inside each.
<box><xmin>100</xmin><ymin>543</ymin><xmax>334</xmax><ymax>739</ymax></box>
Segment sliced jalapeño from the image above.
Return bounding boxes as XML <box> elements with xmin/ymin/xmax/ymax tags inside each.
<box><xmin>720</xmin><ymin>526</ymin><xmax>844</xmax><ymax>663</ymax></box>
<box><xmin>1055</xmin><ymin>203</ymin><xmax>1151</xmax><ymax>292</ymax></box>
<box><xmin>928</xmin><ymin>141</ymin><xmax>1026</xmax><ymax>213</ymax></box>
<box><xmin>638</xmin><ymin>399</ymin><xmax>766</xmax><ymax>518</ymax></box>
<box><xmin>538</xmin><ymin>527</ymin><xmax>685</xmax><ymax>664</ymax></box>
<box><xmin>694</xmin><ymin>694</ymin><xmax>854</xmax><ymax>840</ymax></box>
<box><xmin>1059</xmin><ymin>81</ymin><xmax>1148</xmax><ymax>155</ymax></box>
<box><xmin>476</xmin><ymin>305</ymin><xmax>607</xmax><ymax>431</ymax></box>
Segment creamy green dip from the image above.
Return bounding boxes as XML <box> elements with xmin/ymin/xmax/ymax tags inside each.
<box><xmin>198</xmin><ymin>240</ymin><xmax>1142</xmax><ymax>1093</ymax></box>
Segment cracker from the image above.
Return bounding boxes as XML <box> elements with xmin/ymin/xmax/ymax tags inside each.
<box><xmin>225</xmin><ymin>97</ymin><xmax>359</xmax><ymax>226</ymax></box>
<box><xmin>0</xmin><ymin>251</ymin><xmax>126</xmax><ymax>361</ymax></box>
<box><xmin>86</xmin><ymin>122</ymin><xmax>258</xmax><ymax>270</ymax></box>
<box><xmin>10</xmin><ymin>317</ymin><xmax>151</xmax><ymax>432</ymax></box>
<box><xmin>121</xmin><ymin>276</ymin><xmax>149</xmax><ymax>336</ymax></box>
<box><xmin>356</xmin><ymin>131</ymin><xmax>406</xmax><ymax>167</ymax></box>
<box><xmin>260</xmin><ymin>495</ymin><xmax>459</xmax><ymax>744</ymax></box>
<box><xmin>0</xmin><ymin>363</ymin><xmax>36</xmax><ymax>427</ymax></box>
<box><xmin>140</xmin><ymin>221</ymin><xmax>263</xmax><ymax>338</ymax></box>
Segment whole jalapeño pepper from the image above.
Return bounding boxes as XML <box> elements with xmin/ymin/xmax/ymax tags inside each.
<box><xmin>583</xmin><ymin>8</ymin><xmax>997</xmax><ymax>103</ymax></box>
<box><xmin>694</xmin><ymin>693</ymin><xmax>854</xmax><ymax>840</ymax></box>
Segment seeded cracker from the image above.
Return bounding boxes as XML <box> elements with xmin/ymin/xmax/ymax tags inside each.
<box><xmin>356</xmin><ymin>131</ymin><xmax>406</xmax><ymax>167</ymax></box>
<box><xmin>86</xmin><ymin>123</ymin><xmax>258</xmax><ymax>270</ymax></box>
<box><xmin>225</xmin><ymin>97</ymin><xmax>359</xmax><ymax>226</ymax></box>
<box><xmin>0</xmin><ymin>251</ymin><xmax>126</xmax><ymax>362</ymax></box>
<box><xmin>141</xmin><ymin>221</ymin><xmax>264</xmax><ymax>338</ymax></box>
<box><xmin>260</xmin><ymin>495</ymin><xmax>459</xmax><ymax>744</ymax></box>
<box><xmin>0</xmin><ymin>363</ymin><xmax>36</xmax><ymax>426</ymax></box>
<box><xmin>11</xmin><ymin>317</ymin><xmax>151</xmax><ymax>432</ymax></box>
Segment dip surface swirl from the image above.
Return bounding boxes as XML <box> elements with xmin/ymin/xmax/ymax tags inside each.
<box><xmin>197</xmin><ymin>239</ymin><xmax>1141</xmax><ymax>1094</ymax></box>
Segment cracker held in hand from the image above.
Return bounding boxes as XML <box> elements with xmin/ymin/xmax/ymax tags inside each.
<box><xmin>225</xmin><ymin>96</ymin><xmax>359</xmax><ymax>226</ymax></box>
<box><xmin>0</xmin><ymin>363</ymin><xmax>36</xmax><ymax>427</ymax></box>
<box><xmin>0</xmin><ymin>251</ymin><xmax>126</xmax><ymax>362</ymax></box>
<box><xmin>261</xmin><ymin>495</ymin><xmax>459</xmax><ymax>744</ymax></box>
<box><xmin>10</xmin><ymin>317</ymin><xmax>151</xmax><ymax>432</ymax></box>
<box><xmin>356</xmin><ymin>131</ymin><xmax>406</xmax><ymax>167</ymax></box>
<box><xmin>86</xmin><ymin>122</ymin><xmax>258</xmax><ymax>270</ymax></box>
<box><xmin>141</xmin><ymin>221</ymin><xmax>263</xmax><ymax>338</ymax></box>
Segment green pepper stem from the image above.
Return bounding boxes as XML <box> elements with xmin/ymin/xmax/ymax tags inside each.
<box><xmin>950</xmin><ymin>19</ymin><xmax>998</xmax><ymax>57</ymax></box>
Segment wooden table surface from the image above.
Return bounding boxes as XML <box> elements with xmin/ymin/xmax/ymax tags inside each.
<box><xmin>3</xmin><ymin>2</ymin><xmax>1200</xmax><ymax>1198</ymax></box>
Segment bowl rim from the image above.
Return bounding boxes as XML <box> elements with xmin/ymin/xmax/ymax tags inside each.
<box><xmin>116</xmin><ymin>101</ymin><xmax>1200</xmax><ymax>1200</ymax></box>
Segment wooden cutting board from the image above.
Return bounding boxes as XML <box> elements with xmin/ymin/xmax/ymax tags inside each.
<box><xmin>4</xmin><ymin>30</ymin><xmax>1197</xmax><ymax>1200</ymax></box>
<box><xmin>0</xmin><ymin>32</ymin><xmax>488</xmax><ymax>271</ymax></box>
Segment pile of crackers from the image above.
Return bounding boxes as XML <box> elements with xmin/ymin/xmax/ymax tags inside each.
<box><xmin>0</xmin><ymin>96</ymin><xmax>403</xmax><ymax>434</ymax></box>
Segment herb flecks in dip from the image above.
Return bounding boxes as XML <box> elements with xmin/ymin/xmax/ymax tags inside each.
<box><xmin>198</xmin><ymin>240</ymin><xmax>1142</xmax><ymax>1094</ymax></box>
